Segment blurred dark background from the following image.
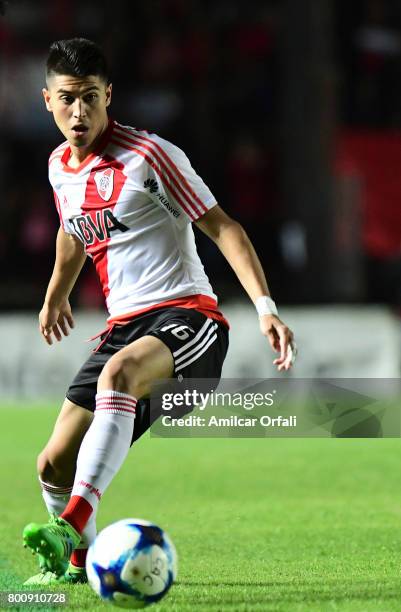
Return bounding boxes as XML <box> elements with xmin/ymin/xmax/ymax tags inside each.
<box><xmin>1</xmin><ymin>0</ymin><xmax>401</xmax><ymax>310</ymax></box>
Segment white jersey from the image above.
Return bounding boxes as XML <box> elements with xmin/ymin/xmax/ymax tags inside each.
<box><xmin>49</xmin><ymin>119</ymin><xmax>226</xmax><ymax>325</ymax></box>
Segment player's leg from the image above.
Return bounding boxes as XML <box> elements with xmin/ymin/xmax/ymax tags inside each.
<box><xmin>38</xmin><ymin>397</ymin><xmax>93</xmax><ymax>486</ymax></box>
<box><xmin>24</xmin><ymin>335</ymin><xmax>173</xmax><ymax>575</ymax></box>
<box><xmin>38</xmin><ymin>399</ymin><xmax>97</xmax><ymax>571</ymax></box>
<box><xmin>60</xmin><ymin>336</ymin><xmax>173</xmax><ymax>528</ymax></box>
<box><xmin>24</xmin><ymin>399</ymin><xmax>94</xmax><ymax>585</ymax></box>
<box><xmin>58</xmin><ymin>312</ymin><xmax>229</xmax><ymax>545</ymax></box>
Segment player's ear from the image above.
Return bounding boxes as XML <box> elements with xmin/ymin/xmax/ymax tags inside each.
<box><xmin>105</xmin><ymin>83</ymin><xmax>112</xmax><ymax>108</ymax></box>
<box><xmin>42</xmin><ymin>88</ymin><xmax>53</xmax><ymax>113</ymax></box>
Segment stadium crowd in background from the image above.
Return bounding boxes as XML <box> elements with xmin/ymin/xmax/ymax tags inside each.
<box><xmin>1</xmin><ymin>0</ymin><xmax>401</xmax><ymax>309</ymax></box>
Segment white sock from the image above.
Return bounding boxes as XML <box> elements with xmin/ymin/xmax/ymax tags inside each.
<box><xmin>40</xmin><ymin>479</ymin><xmax>71</xmax><ymax>516</ymax></box>
<box><xmin>66</xmin><ymin>391</ymin><xmax>136</xmax><ymax>525</ymax></box>
<box><xmin>40</xmin><ymin>479</ymin><xmax>97</xmax><ymax>549</ymax></box>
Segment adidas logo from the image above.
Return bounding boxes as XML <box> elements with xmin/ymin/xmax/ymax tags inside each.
<box><xmin>144</xmin><ymin>178</ymin><xmax>158</xmax><ymax>193</ymax></box>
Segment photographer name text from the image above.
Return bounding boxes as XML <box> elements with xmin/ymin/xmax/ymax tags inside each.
<box><xmin>161</xmin><ymin>415</ymin><xmax>297</xmax><ymax>428</ymax></box>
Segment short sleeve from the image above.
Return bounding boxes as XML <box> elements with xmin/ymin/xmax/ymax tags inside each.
<box><xmin>143</xmin><ymin>135</ymin><xmax>217</xmax><ymax>228</ymax></box>
<box><xmin>53</xmin><ymin>189</ymin><xmax>75</xmax><ymax>235</ymax></box>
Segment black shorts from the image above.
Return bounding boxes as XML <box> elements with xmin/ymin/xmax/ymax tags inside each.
<box><xmin>66</xmin><ymin>307</ymin><xmax>229</xmax><ymax>443</ymax></box>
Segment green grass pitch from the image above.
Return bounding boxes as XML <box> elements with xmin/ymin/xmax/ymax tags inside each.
<box><xmin>0</xmin><ymin>405</ymin><xmax>401</xmax><ymax>611</ymax></box>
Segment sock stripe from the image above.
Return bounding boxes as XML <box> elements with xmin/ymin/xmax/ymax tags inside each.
<box><xmin>96</xmin><ymin>407</ymin><xmax>136</xmax><ymax>416</ymax></box>
<box><xmin>96</xmin><ymin>396</ymin><xmax>136</xmax><ymax>402</ymax></box>
<box><xmin>96</xmin><ymin>392</ymin><xmax>137</xmax><ymax>401</ymax></box>
<box><xmin>96</xmin><ymin>390</ymin><xmax>135</xmax><ymax>399</ymax></box>
<box><xmin>95</xmin><ymin>394</ymin><xmax>137</xmax><ymax>416</ymax></box>
<box><xmin>39</xmin><ymin>479</ymin><xmax>73</xmax><ymax>494</ymax></box>
<box><xmin>95</xmin><ymin>389</ymin><xmax>137</xmax><ymax>417</ymax></box>
<box><xmin>96</xmin><ymin>399</ymin><xmax>137</xmax><ymax>409</ymax></box>
<box><xmin>41</xmin><ymin>487</ymin><xmax>73</xmax><ymax>495</ymax></box>
<box><xmin>96</xmin><ymin>403</ymin><xmax>136</xmax><ymax>410</ymax></box>
<box><xmin>41</xmin><ymin>484</ymin><xmax>73</xmax><ymax>493</ymax></box>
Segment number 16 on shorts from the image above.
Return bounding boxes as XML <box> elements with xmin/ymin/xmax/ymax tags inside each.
<box><xmin>160</xmin><ymin>323</ymin><xmax>195</xmax><ymax>341</ymax></box>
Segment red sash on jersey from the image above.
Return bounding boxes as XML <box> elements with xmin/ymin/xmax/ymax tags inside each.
<box><xmin>108</xmin><ymin>294</ymin><xmax>229</xmax><ymax>328</ymax></box>
<box><xmin>89</xmin><ymin>294</ymin><xmax>229</xmax><ymax>353</ymax></box>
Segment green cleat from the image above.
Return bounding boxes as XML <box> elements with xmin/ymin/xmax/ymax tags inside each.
<box><xmin>23</xmin><ymin>563</ymin><xmax>87</xmax><ymax>586</ymax></box>
<box><xmin>63</xmin><ymin>562</ymin><xmax>88</xmax><ymax>584</ymax></box>
<box><xmin>24</xmin><ymin>570</ymin><xmax>60</xmax><ymax>586</ymax></box>
<box><xmin>22</xmin><ymin>515</ymin><xmax>80</xmax><ymax>576</ymax></box>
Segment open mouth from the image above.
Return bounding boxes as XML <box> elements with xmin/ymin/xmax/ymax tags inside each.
<box><xmin>72</xmin><ymin>125</ymin><xmax>89</xmax><ymax>136</ymax></box>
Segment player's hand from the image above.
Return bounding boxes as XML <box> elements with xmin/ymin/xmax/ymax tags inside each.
<box><xmin>39</xmin><ymin>299</ymin><xmax>75</xmax><ymax>345</ymax></box>
<box><xmin>259</xmin><ymin>314</ymin><xmax>297</xmax><ymax>371</ymax></box>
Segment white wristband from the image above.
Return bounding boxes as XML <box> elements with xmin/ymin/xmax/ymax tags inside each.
<box><xmin>255</xmin><ymin>296</ymin><xmax>278</xmax><ymax>317</ymax></box>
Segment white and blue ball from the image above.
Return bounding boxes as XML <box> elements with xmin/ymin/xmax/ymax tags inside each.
<box><xmin>86</xmin><ymin>518</ymin><xmax>178</xmax><ymax>608</ymax></box>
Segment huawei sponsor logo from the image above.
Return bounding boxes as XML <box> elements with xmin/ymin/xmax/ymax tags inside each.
<box><xmin>143</xmin><ymin>178</ymin><xmax>158</xmax><ymax>193</ymax></box>
<box><xmin>143</xmin><ymin>179</ymin><xmax>181</xmax><ymax>218</ymax></box>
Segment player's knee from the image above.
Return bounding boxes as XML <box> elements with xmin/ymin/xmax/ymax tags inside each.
<box><xmin>98</xmin><ymin>353</ymin><xmax>147</xmax><ymax>397</ymax></box>
<box><xmin>37</xmin><ymin>448</ymin><xmax>74</xmax><ymax>486</ymax></box>
<box><xmin>37</xmin><ymin>449</ymin><xmax>49</xmax><ymax>480</ymax></box>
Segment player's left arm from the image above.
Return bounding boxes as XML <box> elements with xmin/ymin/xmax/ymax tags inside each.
<box><xmin>195</xmin><ymin>204</ymin><xmax>296</xmax><ymax>371</ymax></box>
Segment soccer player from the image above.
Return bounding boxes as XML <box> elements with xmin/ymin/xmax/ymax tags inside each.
<box><xmin>22</xmin><ymin>38</ymin><xmax>296</xmax><ymax>585</ymax></box>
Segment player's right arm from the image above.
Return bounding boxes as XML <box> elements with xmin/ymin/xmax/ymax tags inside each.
<box><xmin>39</xmin><ymin>228</ymin><xmax>86</xmax><ymax>345</ymax></box>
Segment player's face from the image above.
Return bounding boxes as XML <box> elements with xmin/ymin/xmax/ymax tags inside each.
<box><xmin>42</xmin><ymin>75</ymin><xmax>112</xmax><ymax>149</ymax></box>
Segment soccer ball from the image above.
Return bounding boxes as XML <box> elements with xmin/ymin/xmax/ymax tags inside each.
<box><xmin>86</xmin><ymin>518</ymin><xmax>178</xmax><ymax>608</ymax></box>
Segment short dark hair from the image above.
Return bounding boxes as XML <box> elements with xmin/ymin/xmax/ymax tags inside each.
<box><xmin>46</xmin><ymin>38</ymin><xmax>109</xmax><ymax>83</ymax></box>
